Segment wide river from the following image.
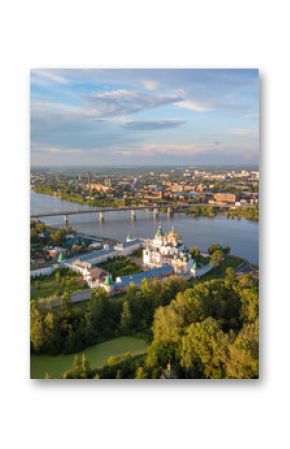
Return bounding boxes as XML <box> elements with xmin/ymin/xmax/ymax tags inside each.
<box><xmin>31</xmin><ymin>191</ymin><xmax>259</xmax><ymax>265</ymax></box>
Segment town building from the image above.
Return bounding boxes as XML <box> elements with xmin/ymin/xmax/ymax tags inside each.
<box><xmin>87</xmin><ymin>182</ymin><xmax>112</xmax><ymax>193</ymax></box>
<box><xmin>213</xmin><ymin>193</ymin><xmax>237</xmax><ymax>204</ymax></box>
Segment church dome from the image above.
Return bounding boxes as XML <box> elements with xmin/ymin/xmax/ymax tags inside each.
<box><xmin>156</xmin><ymin>225</ymin><xmax>164</xmax><ymax>238</ymax></box>
<box><xmin>167</xmin><ymin>226</ymin><xmax>178</xmax><ymax>238</ymax></box>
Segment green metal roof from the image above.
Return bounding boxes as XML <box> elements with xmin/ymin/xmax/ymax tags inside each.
<box><xmin>104</xmin><ymin>274</ymin><xmax>113</xmax><ymax>286</ymax></box>
<box><xmin>58</xmin><ymin>252</ymin><xmax>65</xmax><ymax>261</ymax></box>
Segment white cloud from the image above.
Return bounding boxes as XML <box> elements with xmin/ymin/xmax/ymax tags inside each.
<box><xmin>177</xmin><ymin>99</ymin><xmax>212</xmax><ymax>112</ymax></box>
<box><xmin>140</xmin><ymin>80</ymin><xmax>160</xmax><ymax>90</ymax></box>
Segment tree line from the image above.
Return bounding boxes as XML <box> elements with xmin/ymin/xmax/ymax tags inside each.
<box><xmin>35</xmin><ymin>269</ymin><xmax>259</xmax><ymax>379</ymax></box>
<box><xmin>30</xmin><ymin>275</ymin><xmax>187</xmax><ymax>355</ymax></box>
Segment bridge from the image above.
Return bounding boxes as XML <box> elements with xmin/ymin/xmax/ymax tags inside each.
<box><xmin>30</xmin><ymin>202</ymin><xmax>244</xmax><ymax>226</ymax></box>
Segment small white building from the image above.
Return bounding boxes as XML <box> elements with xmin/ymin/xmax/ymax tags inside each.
<box><xmin>83</xmin><ymin>267</ymin><xmax>108</xmax><ymax>288</ymax></box>
<box><xmin>65</xmin><ymin>247</ymin><xmax>117</xmax><ymax>274</ymax></box>
<box><xmin>114</xmin><ymin>235</ymin><xmax>141</xmax><ymax>256</ymax></box>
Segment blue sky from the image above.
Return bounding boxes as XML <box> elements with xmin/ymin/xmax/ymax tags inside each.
<box><xmin>30</xmin><ymin>69</ymin><xmax>259</xmax><ymax>166</ymax></box>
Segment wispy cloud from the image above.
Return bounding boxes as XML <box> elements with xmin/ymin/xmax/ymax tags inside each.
<box><xmin>122</xmin><ymin>119</ymin><xmax>186</xmax><ymax>131</ymax></box>
<box><xmin>31</xmin><ymin>69</ymin><xmax>71</xmax><ymax>85</ymax></box>
<box><xmin>47</xmin><ymin>147</ymin><xmax>83</xmax><ymax>154</ymax></box>
<box><xmin>84</xmin><ymin>89</ymin><xmax>183</xmax><ymax>117</ymax></box>
<box><xmin>31</xmin><ymin>101</ymin><xmax>83</xmax><ymax>119</ymax></box>
<box><xmin>227</xmin><ymin>128</ymin><xmax>251</xmax><ymax>135</ymax></box>
<box><xmin>112</xmin><ymin>141</ymin><xmax>258</xmax><ymax>158</ymax></box>
<box><xmin>114</xmin><ymin>143</ymin><xmax>215</xmax><ymax>157</ymax></box>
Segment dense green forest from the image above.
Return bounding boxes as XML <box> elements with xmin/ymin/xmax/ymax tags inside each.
<box><xmin>31</xmin><ymin>270</ymin><xmax>259</xmax><ymax>379</ymax></box>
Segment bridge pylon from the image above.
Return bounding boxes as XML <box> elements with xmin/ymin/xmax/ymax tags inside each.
<box><xmin>153</xmin><ymin>208</ymin><xmax>159</xmax><ymax>219</ymax></box>
<box><xmin>131</xmin><ymin>209</ymin><xmax>136</xmax><ymax>220</ymax></box>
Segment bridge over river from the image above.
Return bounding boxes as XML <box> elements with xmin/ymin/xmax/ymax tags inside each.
<box><xmin>30</xmin><ymin>202</ymin><xmax>243</xmax><ymax>226</ymax></box>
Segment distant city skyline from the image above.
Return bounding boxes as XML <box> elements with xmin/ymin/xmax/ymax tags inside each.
<box><xmin>31</xmin><ymin>69</ymin><xmax>259</xmax><ymax>167</ymax></box>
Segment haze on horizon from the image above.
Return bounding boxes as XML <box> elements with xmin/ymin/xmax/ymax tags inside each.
<box><xmin>31</xmin><ymin>69</ymin><xmax>259</xmax><ymax>167</ymax></box>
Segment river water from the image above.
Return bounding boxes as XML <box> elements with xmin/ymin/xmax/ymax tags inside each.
<box><xmin>31</xmin><ymin>191</ymin><xmax>259</xmax><ymax>265</ymax></box>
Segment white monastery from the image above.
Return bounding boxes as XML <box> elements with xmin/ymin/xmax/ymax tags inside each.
<box><xmin>143</xmin><ymin>225</ymin><xmax>197</xmax><ymax>278</ymax></box>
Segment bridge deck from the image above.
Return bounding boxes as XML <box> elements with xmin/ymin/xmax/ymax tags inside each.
<box><xmin>30</xmin><ymin>203</ymin><xmax>246</xmax><ymax>218</ymax></box>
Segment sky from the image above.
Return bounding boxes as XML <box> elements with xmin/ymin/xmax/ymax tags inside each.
<box><xmin>30</xmin><ymin>69</ymin><xmax>259</xmax><ymax>167</ymax></box>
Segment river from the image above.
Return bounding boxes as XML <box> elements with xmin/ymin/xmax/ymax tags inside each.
<box><xmin>31</xmin><ymin>191</ymin><xmax>259</xmax><ymax>265</ymax></box>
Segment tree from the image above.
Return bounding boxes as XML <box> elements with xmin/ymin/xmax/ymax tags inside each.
<box><xmin>208</xmin><ymin>243</ymin><xmax>222</xmax><ymax>255</ymax></box>
<box><xmin>239</xmin><ymin>288</ymin><xmax>259</xmax><ymax>323</ymax></box>
<box><xmin>223</xmin><ymin>245</ymin><xmax>231</xmax><ymax>255</ymax></box>
<box><xmin>190</xmin><ymin>246</ymin><xmax>201</xmax><ymax>261</ymax></box>
<box><xmin>135</xmin><ymin>366</ymin><xmax>147</xmax><ymax>379</ymax></box>
<box><xmin>226</xmin><ymin>320</ymin><xmax>259</xmax><ymax>379</ymax></box>
<box><xmin>210</xmin><ymin>250</ymin><xmax>224</xmax><ymax>267</ymax></box>
<box><xmin>180</xmin><ymin>318</ymin><xmax>229</xmax><ymax>378</ymax></box>
<box><xmin>119</xmin><ymin>300</ymin><xmax>132</xmax><ymax>334</ymax></box>
<box><xmin>63</xmin><ymin>353</ymin><xmax>91</xmax><ymax>379</ymax></box>
<box><xmin>225</xmin><ymin>267</ymin><xmax>236</xmax><ymax>284</ymax></box>
<box><xmin>55</xmin><ymin>271</ymin><xmax>62</xmax><ymax>285</ymax></box>
<box><xmin>62</xmin><ymin>289</ymin><xmax>70</xmax><ymax>304</ymax></box>
<box><xmin>30</xmin><ymin>228</ymin><xmax>41</xmax><ymax>243</ymax></box>
<box><xmin>146</xmin><ymin>340</ymin><xmax>178</xmax><ymax>371</ymax></box>
<box><xmin>30</xmin><ymin>306</ymin><xmax>46</xmax><ymax>353</ymax></box>
<box><xmin>51</xmin><ymin>229</ymin><xmax>65</xmax><ymax>245</ymax></box>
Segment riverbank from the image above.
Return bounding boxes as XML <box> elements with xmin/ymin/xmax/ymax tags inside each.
<box><xmin>33</xmin><ymin>185</ymin><xmax>125</xmax><ymax>208</ymax></box>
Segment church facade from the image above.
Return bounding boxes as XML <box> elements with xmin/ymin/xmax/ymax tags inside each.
<box><xmin>143</xmin><ymin>225</ymin><xmax>197</xmax><ymax>278</ymax></box>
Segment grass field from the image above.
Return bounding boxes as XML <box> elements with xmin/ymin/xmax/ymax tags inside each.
<box><xmin>31</xmin><ymin>336</ymin><xmax>148</xmax><ymax>379</ymax></box>
<box><xmin>31</xmin><ymin>276</ymin><xmax>83</xmax><ymax>301</ymax></box>
<box><xmin>31</xmin><ymin>278</ymin><xmax>60</xmax><ymax>300</ymax></box>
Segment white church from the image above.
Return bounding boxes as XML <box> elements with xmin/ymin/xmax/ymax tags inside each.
<box><xmin>143</xmin><ymin>225</ymin><xmax>197</xmax><ymax>278</ymax></box>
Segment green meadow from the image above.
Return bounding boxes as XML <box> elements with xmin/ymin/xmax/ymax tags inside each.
<box><xmin>31</xmin><ymin>336</ymin><xmax>148</xmax><ymax>379</ymax></box>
